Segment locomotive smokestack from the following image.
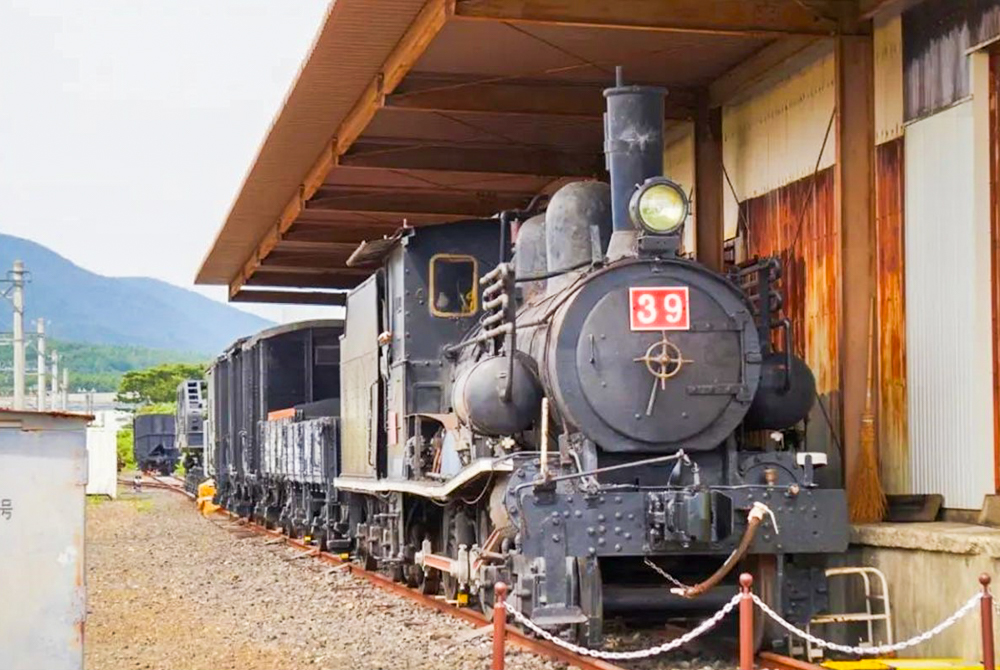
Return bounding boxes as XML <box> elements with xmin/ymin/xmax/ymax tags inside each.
<box><xmin>603</xmin><ymin>73</ymin><xmax>666</xmax><ymax>234</ymax></box>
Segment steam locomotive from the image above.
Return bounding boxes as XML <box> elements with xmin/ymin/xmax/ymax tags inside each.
<box><xmin>205</xmin><ymin>74</ymin><xmax>848</xmax><ymax>649</ymax></box>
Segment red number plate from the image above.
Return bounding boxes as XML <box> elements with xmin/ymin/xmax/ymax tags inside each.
<box><xmin>629</xmin><ymin>286</ymin><xmax>690</xmax><ymax>331</ymax></box>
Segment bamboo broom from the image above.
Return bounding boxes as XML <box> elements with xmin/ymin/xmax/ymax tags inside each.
<box><xmin>848</xmin><ymin>296</ymin><xmax>887</xmax><ymax>523</ymax></box>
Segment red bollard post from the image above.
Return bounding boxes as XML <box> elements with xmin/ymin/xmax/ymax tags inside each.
<box><xmin>981</xmin><ymin>574</ymin><xmax>995</xmax><ymax>670</ymax></box>
<box><xmin>739</xmin><ymin>573</ymin><xmax>754</xmax><ymax>670</ymax></box>
<box><xmin>493</xmin><ymin>582</ymin><xmax>509</xmax><ymax>670</ymax></box>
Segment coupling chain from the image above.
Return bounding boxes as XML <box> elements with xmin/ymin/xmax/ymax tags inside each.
<box><xmin>502</xmin><ymin>594</ymin><xmax>740</xmax><ymax>660</ymax></box>
<box><xmin>643</xmin><ymin>557</ymin><xmax>692</xmax><ymax>589</ymax></box>
<box><xmin>751</xmin><ymin>592</ymin><xmax>982</xmax><ymax>656</ymax></box>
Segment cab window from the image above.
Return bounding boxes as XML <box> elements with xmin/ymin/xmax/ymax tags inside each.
<box><xmin>430</xmin><ymin>255</ymin><xmax>478</xmax><ymax>317</ymax></box>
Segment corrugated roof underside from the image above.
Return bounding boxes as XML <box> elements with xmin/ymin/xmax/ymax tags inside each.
<box><xmin>197</xmin><ymin>0</ymin><xmax>430</xmax><ymax>284</ymax></box>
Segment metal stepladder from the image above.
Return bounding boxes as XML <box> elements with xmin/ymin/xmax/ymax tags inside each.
<box><xmin>796</xmin><ymin>567</ymin><xmax>894</xmax><ymax>661</ymax></box>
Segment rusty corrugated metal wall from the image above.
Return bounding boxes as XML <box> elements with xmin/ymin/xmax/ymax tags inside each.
<box><xmin>722</xmin><ymin>48</ymin><xmax>836</xmax><ymax>241</ymax></box>
<box><xmin>874</xmin><ymin>138</ymin><xmax>908</xmax><ymax>494</ymax></box>
<box><xmin>743</xmin><ymin>169</ymin><xmax>840</xmax><ymax>455</ymax></box>
<box><xmin>992</xmin><ymin>48</ymin><xmax>1000</xmax><ymax>491</ymax></box>
<box><xmin>874</xmin><ymin>14</ymin><xmax>910</xmax><ymax>494</ymax></box>
<box><xmin>723</xmin><ymin>48</ymin><xmax>840</xmax><ymax>458</ymax></box>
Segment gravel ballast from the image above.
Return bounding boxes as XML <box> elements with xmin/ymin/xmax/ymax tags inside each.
<box><xmin>85</xmin><ymin>486</ymin><xmax>737</xmax><ymax>670</ymax></box>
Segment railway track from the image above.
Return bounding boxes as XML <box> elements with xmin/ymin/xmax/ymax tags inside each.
<box><xmin>137</xmin><ymin>473</ymin><xmax>823</xmax><ymax>670</ymax></box>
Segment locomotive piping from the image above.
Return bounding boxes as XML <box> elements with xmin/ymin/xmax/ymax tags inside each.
<box><xmin>513</xmin><ymin>450</ymin><xmax>691</xmax><ymax>494</ymax></box>
<box><xmin>670</xmin><ymin>502</ymin><xmax>775</xmax><ymax>599</ymax></box>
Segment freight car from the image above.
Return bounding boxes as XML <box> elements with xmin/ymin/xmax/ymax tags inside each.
<box><xmin>175</xmin><ymin>379</ymin><xmax>206</xmax><ymax>493</ymax></box>
<box><xmin>205</xmin><ymin>320</ymin><xmax>346</xmax><ymax>546</ymax></box>
<box><xmin>206</xmin><ymin>72</ymin><xmax>848</xmax><ymax>650</ymax></box>
<box><xmin>133</xmin><ymin>413</ymin><xmax>178</xmax><ymax>475</ymax></box>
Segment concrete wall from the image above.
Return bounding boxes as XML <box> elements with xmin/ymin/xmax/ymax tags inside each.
<box><xmin>835</xmin><ymin>531</ymin><xmax>1000</xmax><ymax>660</ymax></box>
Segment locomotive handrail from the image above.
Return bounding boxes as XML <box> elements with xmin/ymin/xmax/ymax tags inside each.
<box><xmin>513</xmin><ymin>258</ymin><xmax>594</xmax><ymax>284</ymax></box>
<box><xmin>510</xmin><ymin>450</ymin><xmax>692</xmax><ymax>494</ymax></box>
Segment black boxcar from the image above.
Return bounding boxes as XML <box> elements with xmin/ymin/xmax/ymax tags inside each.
<box><xmin>133</xmin><ymin>413</ymin><xmax>178</xmax><ymax>475</ymax></box>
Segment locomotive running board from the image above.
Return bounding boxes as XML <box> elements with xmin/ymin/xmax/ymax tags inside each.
<box><xmin>334</xmin><ymin>458</ymin><xmax>512</xmax><ymax>501</ymax></box>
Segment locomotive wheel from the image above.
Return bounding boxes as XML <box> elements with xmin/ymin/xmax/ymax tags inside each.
<box><xmin>441</xmin><ymin>505</ymin><xmax>475</xmax><ymax>601</ymax></box>
<box><xmin>745</xmin><ymin>555</ymin><xmax>780</xmax><ymax>651</ymax></box>
<box><xmin>420</xmin><ymin>571</ymin><xmax>441</xmax><ymax>594</ymax></box>
<box><xmin>404</xmin><ymin>522</ymin><xmax>427</xmax><ymax>589</ymax></box>
<box><xmin>475</xmin><ymin>507</ymin><xmax>497</xmax><ymax>616</ymax></box>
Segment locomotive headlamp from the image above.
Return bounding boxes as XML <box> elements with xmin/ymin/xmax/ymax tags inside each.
<box><xmin>628</xmin><ymin>177</ymin><xmax>689</xmax><ymax>235</ymax></box>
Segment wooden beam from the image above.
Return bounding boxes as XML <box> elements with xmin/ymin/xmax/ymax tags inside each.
<box><xmin>453</xmin><ymin>0</ymin><xmax>845</xmax><ymax>37</ymax></box>
<box><xmin>341</xmin><ymin>139</ymin><xmax>602</xmax><ymax>177</ymax></box>
<box><xmin>388</xmin><ymin>75</ymin><xmax>697</xmax><ymax>120</ymax></box>
<box><xmin>261</xmin><ymin>251</ymin><xmax>353</xmax><ymax>269</ymax></box>
<box><xmin>229</xmin><ymin>0</ymin><xmax>455</xmax><ymax>300</ymax></box>
<box><xmin>835</xmin><ymin>34</ymin><xmax>875</xmax><ymax>516</ymax></box>
<box><xmin>857</xmin><ymin>0</ymin><xmax>911</xmax><ymax>19</ymax></box>
<box><xmin>694</xmin><ymin>96</ymin><xmax>724</xmax><ymax>271</ymax></box>
<box><xmin>274</xmin><ymin>240</ymin><xmax>360</xmax><ymax>253</ymax></box>
<box><xmin>243</xmin><ymin>269</ymin><xmax>369</xmax><ymax>291</ymax></box>
<box><xmin>305</xmin><ymin>186</ymin><xmax>533</xmax><ymax>218</ymax></box>
<box><xmin>296</xmin><ymin>209</ymin><xmax>454</xmax><ymax>225</ymax></box>
<box><xmin>709</xmin><ymin>36</ymin><xmax>828</xmax><ymax>107</ymax></box>
<box><xmin>283</xmin><ymin>225</ymin><xmax>395</xmax><ymax>244</ymax></box>
<box><xmin>231</xmin><ymin>290</ymin><xmax>348</xmax><ymax>306</ymax></box>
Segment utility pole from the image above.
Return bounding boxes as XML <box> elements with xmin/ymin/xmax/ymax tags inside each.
<box><xmin>62</xmin><ymin>367</ymin><xmax>68</xmax><ymax>410</ymax></box>
<box><xmin>51</xmin><ymin>350</ymin><xmax>59</xmax><ymax>409</ymax></box>
<box><xmin>36</xmin><ymin>319</ymin><xmax>46</xmax><ymax>411</ymax></box>
<box><xmin>10</xmin><ymin>261</ymin><xmax>25</xmax><ymax>410</ymax></box>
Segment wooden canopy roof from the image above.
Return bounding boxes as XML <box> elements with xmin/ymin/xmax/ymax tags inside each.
<box><xmin>196</xmin><ymin>0</ymin><xmax>886</xmax><ymax>305</ymax></box>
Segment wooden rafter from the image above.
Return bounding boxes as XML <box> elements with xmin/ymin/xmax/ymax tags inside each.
<box><xmin>240</xmin><ymin>269</ymin><xmax>369</xmax><ymax>292</ymax></box>
<box><xmin>230</xmin><ymin>290</ymin><xmax>349</xmax><ymax>306</ymax></box>
<box><xmin>273</xmin><ymin>240</ymin><xmax>360</xmax><ymax>253</ymax></box>
<box><xmin>282</xmin><ymin>225</ymin><xmax>398</xmax><ymax>244</ymax></box>
<box><xmin>452</xmin><ymin>0</ymin><xmax>851</xmax><ymax>37</ymax></box>
<box><xmin>340</xmin><ymin>138</ymin><xmax>602</xmax><ymax>177</ymax></box>
<box><xmin>305</xmin><ymin>185</ymin><xmax>533</xmax><ymax>218</ymax></box>
<box><xmin>388</xmin><ymin>75</ymin><xmax>697</xmax><ymax>119</ymax></box>
<box><xmin>230</xmin><ymin>0</ymin><xmax>456</xmax><ymax>299</ymax></box>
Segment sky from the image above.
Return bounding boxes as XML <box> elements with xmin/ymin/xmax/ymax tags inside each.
<box><xmin>0</xmin><ymin>0</ymin><xmax>334</xmax><ymax>323</ymax></box>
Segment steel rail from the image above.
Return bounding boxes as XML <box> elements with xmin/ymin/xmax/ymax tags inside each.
<box><xmin>758</xmin><ymin>651</ymin><xmax>827</xmax><ymax>670</ymax></box>
<box><xmin>139</xmin><ymin>475</ymin><xmax>824</xmax><ymax>670</ymax></box>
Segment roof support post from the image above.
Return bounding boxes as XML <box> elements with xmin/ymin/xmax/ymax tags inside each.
<box><xmin>835</xmin><ymin>34</ymin><xmax>876</xmax><ymax>506</ymax></box>
<box><xmin>695</xmin><ymin>95</ymin><xmax>724</xmax><ymax>271</ymax></box>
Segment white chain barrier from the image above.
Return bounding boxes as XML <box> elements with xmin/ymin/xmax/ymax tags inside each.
<box><xmin>501</xmin><ymin>589</ymin><xmax>984</xmax><ymax>660</ymax></box>
<box><xmin>503</xmin><ymin>594</ymin><xmax>740</xmax><ymax>660</ymax></box>
<box><xmin>751</xmin><ymin>592</ymin><xmax>983</xmax><ymax>656</ymax></box>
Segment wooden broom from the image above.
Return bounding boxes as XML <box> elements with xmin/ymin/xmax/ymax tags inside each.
<box><xmin>848</xmin><ymin>296</ymin><xmax>887</xmax><ymax>523</ymax></box>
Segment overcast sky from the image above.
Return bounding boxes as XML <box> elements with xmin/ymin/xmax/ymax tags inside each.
<box><xmin>0</xmin><ymin>0</ymin><xmax>333</xmax><ymax>322</ymax></box>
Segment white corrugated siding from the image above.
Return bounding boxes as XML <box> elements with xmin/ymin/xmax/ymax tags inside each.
<box><xmin>722</xmin><ymin>45</ymin><xmax>835</xmax><ymax>239</ymax></box>
<box><xmin>663</xmin><ymin>123</ymin><xmax>696</xmax><ymax>254</ymax></box>
<box><xmin>904</xmin><ymin>99</ymin><xmax>994</xmax><ymax>509</ymax></box>
<box><xmin>85</xmin><ymin>411</ymin><xmax>122</xmax><ymax>498</ymax></box>
<box><xmin>874</xmin><ymin>13</ymin><xmax>904</xmax><ymax>145</ymax></box>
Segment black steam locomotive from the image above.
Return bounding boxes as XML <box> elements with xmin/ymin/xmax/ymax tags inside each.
<box><xmin>205</xmin><ymin>75</ymin><xmax>848</xmax><ymax>649</ymax></box>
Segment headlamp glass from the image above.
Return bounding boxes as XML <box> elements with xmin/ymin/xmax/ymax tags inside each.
<box><xmin>629</xmin><ymin>178</ymin><xmax>689</xmax><ymax>234</ymax></box>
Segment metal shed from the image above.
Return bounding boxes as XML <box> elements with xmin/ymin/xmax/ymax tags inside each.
<box><xmin>0</xmin><ymin>409</ymin><xmax>91</xmax><ymax>670</ymax></box>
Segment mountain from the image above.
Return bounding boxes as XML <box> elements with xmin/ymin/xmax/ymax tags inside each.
<box><xmin>0</xmin><ymin>233</ymin><xmax>273</xmax><ymax>354</ymax></box>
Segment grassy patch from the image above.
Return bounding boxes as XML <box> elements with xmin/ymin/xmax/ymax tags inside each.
<box><xmin>133</xmin><ymin>499</ymin><xmax>154</xmax><ymax>513</ymax></box>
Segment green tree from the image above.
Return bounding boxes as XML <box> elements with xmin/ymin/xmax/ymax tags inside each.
<box><xmin>116</xmin><ymin>363</ymin><xmax>206</xmax><ymax>404</ymax></box>
<box><xmin>116</xmin><ymin>426</ymin><xmax>135</xmax><ymax>471</ymax></box>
